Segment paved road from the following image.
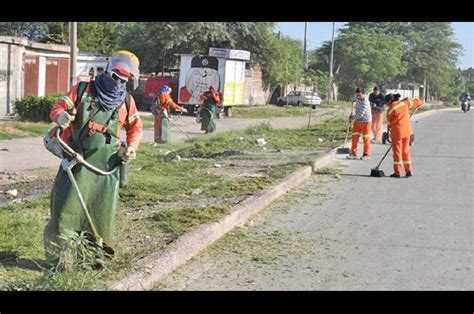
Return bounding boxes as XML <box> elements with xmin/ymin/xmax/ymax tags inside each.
<box><xmin>154</xmin><ymin>108</ymin><xmax>473</xmax><ymax>290</ymax></box>
<box><xmin>0</xmin><ymin>112</ymin><xmax>330</xmax><ymax>173</ymax></box>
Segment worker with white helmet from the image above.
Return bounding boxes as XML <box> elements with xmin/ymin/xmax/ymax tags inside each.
<box><xmin>44</xmin><ymin>50</ymin><xmax>143</xmax><ymax>268</ymax></box>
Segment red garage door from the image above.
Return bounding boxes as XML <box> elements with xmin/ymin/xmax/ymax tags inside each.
<box><xmin>46</xmin><ymin>57</ymin><xmax>69</xmax><ymax>95</ymax></box>
<box><xmin>23</xmin><ymin>55</ymin><xmax>39</xmax><ymax>96</ymax></box>
<box><xmin>58</xmin><ymin>58</ymin><xmax>69</xmax><ymax>92</ymax></box>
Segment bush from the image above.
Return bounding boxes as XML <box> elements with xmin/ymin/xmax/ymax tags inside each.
<box><xmin>14</xmin><ymin>94</ymin><xmax>64</xmax><ymax>122</ymax></box>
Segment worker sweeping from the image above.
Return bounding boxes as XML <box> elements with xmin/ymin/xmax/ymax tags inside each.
<box><xmin>44</xmin><ymin>50</ymin><xmax>143</xmax><ymax>266</ymax></box>
<box><xmin>199</xmin><ymin>85</ymin><xmax>221</xmax><ymax>134</ymax></box>
<box><xmin>153</xmin><ymin>85</ymin><xmax>184</xmax><ymax>143</ymax></box>
<box><xmin>384</xmin><ymin>93</ymin><xmax>424</xmax><ymax>178</ymax></box>
<box><xmin>347</xmin><ymin>87</ymin><xmax>372</xmax><ymax>160</ymax></box>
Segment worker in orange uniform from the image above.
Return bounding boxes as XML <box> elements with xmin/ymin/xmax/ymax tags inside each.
<box><xmin>347</xmin><ymin>87</ymin><xmax>372</xmax><ymax>160</ymax></box>
<box><xmin>153</xmin><ymin>85</ymin><xmax>184</xmax><ymax>143</ymax></box>
<box><xmin>384</xmin><ymin>93</ymin><xmax>424</xmax><ymax>178</ymax></box>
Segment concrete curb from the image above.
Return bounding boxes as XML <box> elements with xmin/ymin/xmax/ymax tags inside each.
<box><xmin>110</xmin><ymin>151</ymin><xmax>342</xmax><ymax>290</ymax></box>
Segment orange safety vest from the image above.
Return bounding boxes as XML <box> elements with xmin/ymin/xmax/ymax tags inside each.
<box><xmin>50</xmin><ymin>82</ymin><xmax>143</xmax><ymax>149</ymax></box>
<box><xmin>159</xmin><ymin>93</ymin><xmax>181</xmax><ymax>111</ymax></box>
<box><xmin>386</xmin><ymin>98</ymin><xmax>423</xmax><ymax>140</ymax></box>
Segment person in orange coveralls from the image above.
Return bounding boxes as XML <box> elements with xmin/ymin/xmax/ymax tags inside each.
<box><xmin>153</xmin><ymin>85</ymin><xmax>184</xmax><ymax>143</ymax></box>
<box><xmin>384</xmin><ymin>93</ymin><xmax>424</xmax><ymax>178</ymax></box>
<box><xmin>44</xmin><ymin>51</ymin><xmax>143</xmax><ymax>264</ymax></box>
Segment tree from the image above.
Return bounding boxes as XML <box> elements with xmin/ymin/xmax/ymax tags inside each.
<box><xmin>346</xmin><ymin>22</ymin><xmax>462</xmax><ymax>101</ymax></box>
<box><xmin>332</xmin><ymin>24</ymin><xmax>406</xmax><ymax>99</ymax></box>
<box><xmin>0</xmin><ymin>22</ymin><xmax>49</xmax><ymax>41</ymax></box>
<box><xmin>76</xmin><ymin>22</ymin><xmax>122</xmax><ymax>53</ymax></box>
<box><xmin>43</xmin><ymin>22</ymin><xmax>69</xmax><ymax>45</ymax></box>
<box><xmin>261</xmin><ymin>36</ymin><xmax>304</xmax><ymax>95</ymax></box>
<box><xmin>400</xmin><ymin>23</ymin><xmax>461</xmax><ymax>100</ymax></box>
<box><xmin>461</xmin><ymin>67</ymin><xmax>474</xmax><ymax>94</ymax></box>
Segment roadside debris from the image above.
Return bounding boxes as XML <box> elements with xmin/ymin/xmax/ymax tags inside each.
<box><xmin>255</xmin><ymin>138</ymin><xmax>267</xmax><ymax>146</ymax></box>
<box><xmin>191</xmin><ymin>188</ymin><xmax>203</xmax><ymax>195</ymax></box>
<box><xmin>6</xmin><ymin>189</ymin><xmax>18</xmax><ymax>197</ymax></box>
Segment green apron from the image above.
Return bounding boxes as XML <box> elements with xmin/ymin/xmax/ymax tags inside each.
<box><xmin>44</xmin><ymin>87</ymin><xmax>121</xmax><ymax>260</ymax></box>
<box><xmin>201</xmin><ymin>98</ymin><xmax>216</xmax><ymax>133</ymax></box>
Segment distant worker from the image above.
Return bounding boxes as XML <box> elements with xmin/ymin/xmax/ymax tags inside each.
<box><xmin>199</xmin><ymin>85</ymin><xmax>221</xmax><ymax>134</ymax></box>
<box><xmin>369</xmin><ymin>86</ymin><xmax>386</xmax><ymax>143</ymax></box>
<box><xmin>153</xmin><ymin>85</ymin><xmax>184</xmax><ymax>143</ymax></box>
<box><xmin>384</xmin><ymin>93</ymin><xmax>424</xmax><ymax>178</ymax></box>
<box><xmin>347</xmin><ymin>87</ymin><xmax>372</xmax><ymax>160</ymax></box>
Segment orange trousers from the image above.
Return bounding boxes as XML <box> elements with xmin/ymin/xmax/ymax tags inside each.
<box><xmin>371</xmin><ymin>111</ymin><xmax>384</xmax><ymax>142</ymax></box>
<box><xmin>392</xmin><ymin>136</ymin><xmax>412</xmax><ymax>175</ymax></box>
<box><xmin>351</xmin><ymin>120</ymin><xmax>371</xmax><ymax>156</ymax></box>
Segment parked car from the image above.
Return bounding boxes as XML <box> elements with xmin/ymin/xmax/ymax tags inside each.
<box><xmin>277</xmin><ymin>91</ymin><xmax>322</xmax><ymax>107</ymax></box>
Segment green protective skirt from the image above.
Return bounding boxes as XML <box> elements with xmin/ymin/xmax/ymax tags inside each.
<box><xmin>44</xmin><ymin>151</ymin><xmax>120</xmax><ymax>260</ymax></box>
<box><xmin>200</xmin><ymin>107</ymin><xmax>216</xmax><ymax>132</ymax></box>
<box><xmin>154</xmin><ymin>111</ymin><xmax>170</xmax><ymax>143</ymax></box>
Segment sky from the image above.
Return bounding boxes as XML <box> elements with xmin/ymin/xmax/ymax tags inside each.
<box><xmin>278</xmin><ymin>22</ymin><xmax>474</xmax><ymax>69</ymax></box>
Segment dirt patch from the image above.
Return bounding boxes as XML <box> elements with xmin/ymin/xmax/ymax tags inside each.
<box><xmin>0</xmin><ymin>169</ymin><xmax>55</xmax><ymax>207</ymax></box>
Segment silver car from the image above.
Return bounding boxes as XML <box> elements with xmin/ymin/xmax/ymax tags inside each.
<box><xmin>277</xmin><ymin>91</ymin><xmax>322</xmax><ymax>107</ymax></box>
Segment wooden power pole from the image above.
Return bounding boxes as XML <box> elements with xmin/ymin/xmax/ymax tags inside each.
<box><xmin>329</xmin><ymin>22</ymin><xmax>335</xmax><ymax>101</ymax></box>
<box><xmin>69</xmin><ymin>22</ymin><xmax>77</xmax><ymax>89</ymax></box>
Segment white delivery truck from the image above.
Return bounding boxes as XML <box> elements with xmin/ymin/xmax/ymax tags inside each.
<box><xmin>177</xmin><ymin>48</ymin><xmax>250</xmax><ymax>117</ymax></box>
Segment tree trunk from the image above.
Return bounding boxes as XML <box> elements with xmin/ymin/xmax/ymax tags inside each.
<box><xmin>426</xmin><ymin>81</ymin><xmax>430</xmax><ymax>102</ymax></box>
<box><xmin>423</xmin><ymin>77</ymin><xmax>427</xmax><ymax>100</ymax></box>
<box><xmin>332</xmin><ymin>82</ymin><xmax>338</xmax><ymax>102</ymax></box>
<box><xmin>161</xmin><ymin>50</ymin><xmax>165</xmax><ymax>77</ymax></box>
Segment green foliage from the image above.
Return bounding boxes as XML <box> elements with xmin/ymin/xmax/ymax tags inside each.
<box><xmin>310</xmin><ymin>22</ymin><xmax>463</xmax><ymax>101</ymax></box>
<box><xmin>152</xmin><ymin>205</ymin><xmax>230</xmax><ymax>238</ymax></box>
<box><xmin>0</xmin><ymin>22</ymin><xmax>49</xmax><ymax>41</ymax></box>
<box><xmin>52</xmin><ymin>230</ymin><xmax>112</xmax><ymax>273</ymax></box>
<box><xmin>335</xmin><ymin>25</ymin><xmax>406</xmax><ymax>96</ymax></box>
<box><xmin>261</xmin><ymin>36</ymin><xmax>305</xmax><ymax>88</ymax></box>
<box><xmin>77</xmin><ymin>22</ymin><xmax>122</xmax><ymax>54</ymax></box>
<box><xmin>14</xmin><ymin>94</ymin><xmax>63</xmax><ymax>122</ymax></box>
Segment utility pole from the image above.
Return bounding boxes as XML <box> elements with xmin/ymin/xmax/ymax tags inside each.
<box><xmin>329</xmin><ymin>22</ymin><xmax>335</xmax><ymax>101</ymax></box>
<box><xmin>69</xmin><ymin>22</ymin><xmax>77</xmax><ymax>89</ymax></box>
<box><xmin>304</xmin><ymin>22</ymin><xmax>308</xmax><ymax>71</ymax></box>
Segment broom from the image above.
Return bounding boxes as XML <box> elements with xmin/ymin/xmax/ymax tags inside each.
<box><xmin>336</xmin><ymin>112</ymin><xmax>353</xmax><ymax>155</ymax></box>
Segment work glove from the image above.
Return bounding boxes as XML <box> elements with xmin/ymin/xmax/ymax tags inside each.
<box><xmin>118</xmin><ymin>146</ymin><xmax>137</xmax><ymax>163</ymax></box>
<box><xmin>57</xmin><ymin>111</ymin><xmax>75</xmax><ymax>129</ymax></box>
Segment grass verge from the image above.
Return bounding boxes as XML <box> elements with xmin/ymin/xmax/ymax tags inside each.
<box><xmin>0</xmin><ymin>121</ymin><xmax>53</xmax><ymax>140</ymax></box>
<box><xmin>1</xmin><ymin>113</ymin><xmax>349</xmax><ymax>290</ymax></box>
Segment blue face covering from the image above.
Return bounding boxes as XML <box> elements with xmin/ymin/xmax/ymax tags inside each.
<box><xmin>93</xmin><ymin>73</ymin><xmax>127</xmax><ymax>111</ymax></box>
